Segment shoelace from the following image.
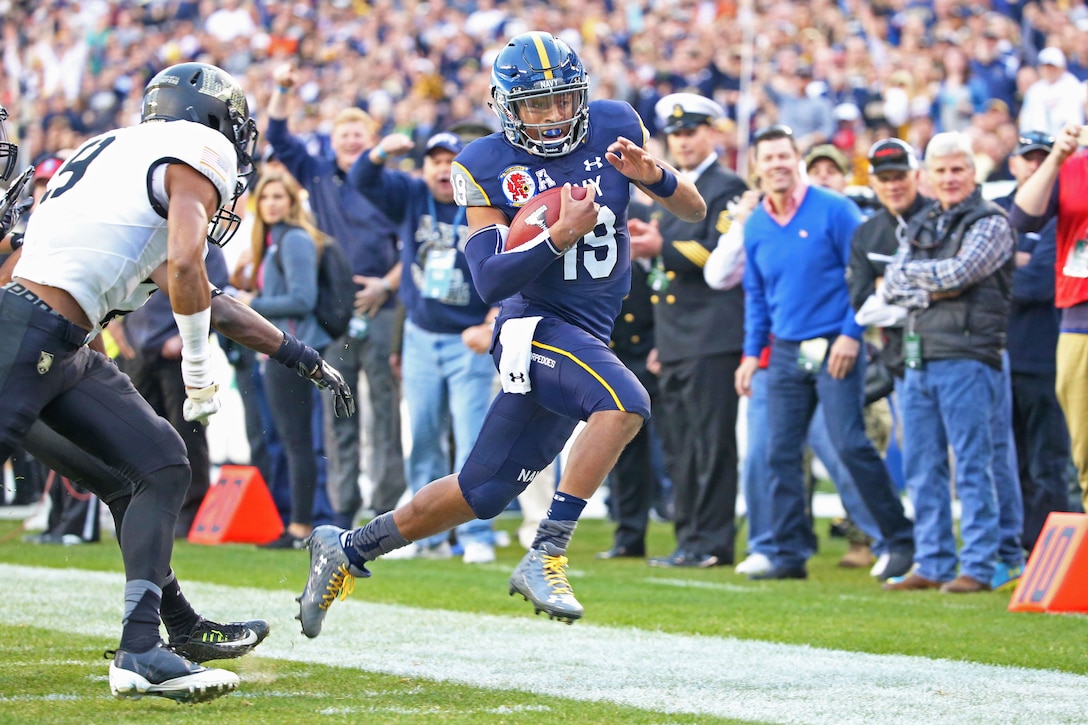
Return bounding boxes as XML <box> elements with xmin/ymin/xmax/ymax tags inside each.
<box><xmin>320</xmin><ymin>563</ymin><xmax>355</xmax><ymax>610</ymax></box>
<box><xmin>541</xmin><ymin>554</ymin><xmax>573</xmax><ymax>596</ymax></box>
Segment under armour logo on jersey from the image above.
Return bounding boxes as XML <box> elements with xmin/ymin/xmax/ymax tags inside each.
<box><xmin>584</xmin><ymin>156</ymin><xmax>604</xmax><ymax>171</ymax></box>
<box><xmin>508</xmin><ymin>372</ymin><xmax>526</xmax><ymax>383</ymax></box>
<box><xmin>37</xmin><ymin>351</ymin><xmax>53</xmax><ymax>375</ymax></box>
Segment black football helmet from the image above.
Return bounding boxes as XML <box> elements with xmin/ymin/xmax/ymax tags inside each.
<box><xmin>141</xmin><ymin>63</ymin><xmax>257</xmax><ymax>246</ymax></box>
<box><xmin>141</xmin><ymin>62</ymin><xmax>258</xmax><ymax>188</ymax></box>
<box><xmin>0</xmin><ymin>106</ymin><xmax>19</xmax><ymax>183</ymax></box>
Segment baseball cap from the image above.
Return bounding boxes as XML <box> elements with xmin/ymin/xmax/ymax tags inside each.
<box><xmin>655</xmin><ymin>93</ymin><xmax>724</xmax><ymax>135</ymax></box>
<box><xmin>424</xmin><ymin>132</ymin><xmax>463</xmax><ymax>157</ymax></box>
<box><xmin>804</xmin><ymin>144</ymin><xmax>850</xmax><ymax>174</ymax></box>
<box><xmin>1013</xmin><ymin>130</ymin><xmax>1054</xmax><ymax>156</ymax></box>
<box><xmin>1038</xmin><ymin>47</ymin><xmax>1067</xmax><ymax>69</ymax></box>
<box><xmin>33</xmin><ymin>156</ymin><xmax>64</xmax><ymax>183</ymax></box>
<box><xmin>867</xmin><ymin>138</ymin><xmax>918</xmax><ymax>174</ymax></box>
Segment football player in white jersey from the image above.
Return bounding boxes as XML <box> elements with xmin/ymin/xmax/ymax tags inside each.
<box><xmin>0</xmin><ymin>64</ymin><xmax>353</xmax><ymax>703</ymax></box>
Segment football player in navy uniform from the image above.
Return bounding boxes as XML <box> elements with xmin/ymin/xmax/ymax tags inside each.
<box><xmin>298</xmin><ymin>31</ymin><xmax>706</xmax><ymax>633</ymax></box>
<box><xmin>0</xmin><ymin>64</ymin><xmax>353</xmax><ymax>703</ymax></box>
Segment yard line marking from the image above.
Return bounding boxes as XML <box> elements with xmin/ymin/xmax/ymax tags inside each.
<box><xmin>2</xmin><ymin>563</ymin><xmax>1086</xmax><ymax>725</ymax></box>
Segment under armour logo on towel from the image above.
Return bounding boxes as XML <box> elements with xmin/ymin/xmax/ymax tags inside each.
<box><xmin>37</xmin><ymin>351</ymin><xmax>53</xmax><ymax>375</ymax></box>
<box><xmin>508</xmin><ymin>372</ymin><xmax>525</xmax><ymax>383</ymax></box>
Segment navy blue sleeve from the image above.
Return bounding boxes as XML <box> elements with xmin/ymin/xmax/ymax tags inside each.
<box><xmin>1010</xmin><ymin>180</ymin><xmax>1060</xmax><ymax>233</ymax></box>
<box><xmin>265</xmin><ymin>118</ymin><xmax>319</xmax><ymax>190</ymax></box>
<box><xmin>464</xmin><ymin>226</ymin><xmax>562</xmax><ymax>305</ymax></box>
<box><xmin>1012</xmin><ymin>220</ymin><xmax>1058</xmax><ymax>303</ymax></box>
<box><xmin>346</xmin><ymin>152</ymin><xmax>411</xmax><ymax>224</ymax></box>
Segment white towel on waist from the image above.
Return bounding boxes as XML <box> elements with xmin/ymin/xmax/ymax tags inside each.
<box><xmin>498</xmin><ymin>316</ymin><xmax>543</xmax><ymax>394</ymax></box>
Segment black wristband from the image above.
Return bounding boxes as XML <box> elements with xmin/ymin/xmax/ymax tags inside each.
<box><xmin>269</xmin><ymin>332</ymin><xmax>307</xmax><ymax>367</ymax></box>
<box><xmin>271</xmin><ymin>332</ymin><xmax>322</xmax><ymax>373</ymax></box>
<box><xmin>9</xmin><ymin>233</ymin><xmax>23</xmax><ymax>251</ymax></box>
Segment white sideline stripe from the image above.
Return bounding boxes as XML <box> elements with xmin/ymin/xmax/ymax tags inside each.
<box><xmin>2</xmin><ymin>563</ymin><xmax>1086</xmax><ymax>725</ymax></box>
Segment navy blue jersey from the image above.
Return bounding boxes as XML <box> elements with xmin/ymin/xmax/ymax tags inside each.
<box><xmin>451</xmin><ymin>99</ymin><xmax>648</xmax><ymax>342</ymax></box>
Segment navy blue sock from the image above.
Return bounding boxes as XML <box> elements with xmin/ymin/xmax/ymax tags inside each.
<box><xmin>546</xmin><ymin>491</ymin><xmax>587</xmax><ymax>522</ymax></box>
<box><xmin>340</xmin><ymin>512</ymin><xmax>410</xmax><ymax>566</ymax></box>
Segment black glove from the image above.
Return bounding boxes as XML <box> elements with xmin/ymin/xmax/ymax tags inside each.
<box><xmin>298</xmin><ymin>358</ymin><xmax>355</xmax><ymax>418</ymax></box>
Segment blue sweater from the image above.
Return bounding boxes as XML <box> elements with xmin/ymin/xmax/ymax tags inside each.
<box><xmin>742</xmin><ymin>186</ymin><xmax>864</xmax><ymax>357</ymax></box>
<box><xmin>266</xmin><ymin>118</ymin><xmax>399</xmax><ymax>310</ymax></box>
<box><xmin>348</xmin><ymin>154</ymin><xmax>490</xmax><ymax>334</ymax></box>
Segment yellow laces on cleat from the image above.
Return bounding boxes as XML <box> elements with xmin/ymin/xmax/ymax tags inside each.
<box><xmin>541</xmin><ymin>553</ymin><xmax>573</xmax><ymax>595</ymax></box>
<box><xmin>320</xmin><ymin>563</ymin><xmax>356</xmax><ymax>610</ymax></box>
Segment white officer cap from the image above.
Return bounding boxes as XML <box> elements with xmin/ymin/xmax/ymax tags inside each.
<box><xmin>655</xmin><ymin>93</ymin><xmax>725</xmax><ymax>135</ymax></box>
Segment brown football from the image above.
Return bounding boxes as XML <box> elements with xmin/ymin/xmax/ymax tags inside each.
<box><xmin>505</xmin><ymin>185</ymin><xmax>588</xmax><ymax>251</ymax></box>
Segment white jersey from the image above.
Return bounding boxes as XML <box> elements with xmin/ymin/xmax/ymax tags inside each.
<box><xmin>14</xmin><ymin>120</ymin><xmax>239</xmax><ymax>329</ymax></box>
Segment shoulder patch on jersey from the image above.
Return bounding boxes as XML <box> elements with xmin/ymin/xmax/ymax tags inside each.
<box><xmin>199</xmin><ymin>145</ymin><xmax>232</xmax><ymax>188</ymax></box>
<box><xmin>499</xmin><ymin>165</ymin><xmax>537</xmax><ymax>207</ymax></box>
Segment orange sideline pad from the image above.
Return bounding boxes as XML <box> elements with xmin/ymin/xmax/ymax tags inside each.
<box><xmin>1008</xmin><ymin>512</ymin><xmax>1088</xmax><ymax>614</ymax></box>
<box><xmin>187</xmin><ymin>465</ymin><xmax>284</xmax><ymax>545</ymax></box>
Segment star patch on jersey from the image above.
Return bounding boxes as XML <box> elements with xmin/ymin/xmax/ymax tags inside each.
<box><xmin>499</xmin><ymin>166</ymin><xmax>537</xmax><ymax>207</ymax></box>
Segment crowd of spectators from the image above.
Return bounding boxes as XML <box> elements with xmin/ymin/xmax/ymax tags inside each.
<box><xmin>3</xmin><ymin>0</ymin><xmax>1088</xmax><ymax>181</ymax></box>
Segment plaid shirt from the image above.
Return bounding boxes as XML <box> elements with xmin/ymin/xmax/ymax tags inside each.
<box><xmin>882</xmin><ymin>194</ymin><xmax>1014</xmax><ymax>310</ymax></box>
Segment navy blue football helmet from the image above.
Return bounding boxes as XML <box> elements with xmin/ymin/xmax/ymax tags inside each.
<box><xmin>490</xmin><ymin>32</ymin><xmax>589</xmax><ymax>158</ymax></box>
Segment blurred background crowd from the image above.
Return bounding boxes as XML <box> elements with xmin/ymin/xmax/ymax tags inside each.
<box><xmin>3</xmin><ymin>0</ymin><xmax>1088</xmax><ymax>182</ymax></box>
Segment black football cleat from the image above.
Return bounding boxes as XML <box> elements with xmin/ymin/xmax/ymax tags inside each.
<box><xmin>107</xmin><ymin>641</ymin><xmax>238</xmax><ymax>703</ymax></box>
<box><xmin>168</xmin><ymin>617</ymin><xmax>270</xmax><ymax>663</ymax></box>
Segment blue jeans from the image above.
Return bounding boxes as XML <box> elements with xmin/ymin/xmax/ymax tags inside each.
<box><xmin>901</xmin><ymin>359</ymin><xmax>1001</xmax><ymax>583</ymax></box>
<box><xmin>745</xmin><ymin>374</ymin><xmax>861</xmax><ymax>557</ymax></box>
<box><xmin>992</xmin><ymin>352</ymin><xmax>1024</xmax><ymax>568</ymax></box>
<box><xmin>766</xmin><ymin>338</ymin><xmax>912</xmax><ymax>569</ymax></box>
<box><xmin>807</xmin><ymin>405</ymin><xmax>889</xmax><ymax>556</ymax></box>
<box><xmin>402</xmin><ymin>320</ymin><xmax>497</xmax><ymax>548</ymax></box>
<box><xmin>742</xmin><ymin>369</ymin><xmax>773</xmax><ymax>558</ymax></box>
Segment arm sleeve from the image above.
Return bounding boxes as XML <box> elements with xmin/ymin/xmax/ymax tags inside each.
<box><xmin>464</xmin><ymin>224</ymin><xmax>562</xmax><ymax>305</ymax></box>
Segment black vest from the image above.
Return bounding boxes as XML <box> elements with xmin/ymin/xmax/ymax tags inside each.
<box><xmin>905</xmin><ymin>190</ymin><xmax>1013</xmax><ymax>370</ymax></box>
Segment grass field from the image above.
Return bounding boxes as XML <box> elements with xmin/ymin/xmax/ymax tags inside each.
<box><xmin>0</xmin><ymin>514</ymin><xmax>1086</xmax><ymax>724</ymax></box>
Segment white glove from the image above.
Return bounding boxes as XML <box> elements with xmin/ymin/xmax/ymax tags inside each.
<box><xmin>183</xmin><ymin>383</ymin><xmax>220</xmax><ymax>424</ymax></box>
<box><xmin>855</xmin><ymin>292</ymin><xmax>908</xmax><ymax>328</ymax></box>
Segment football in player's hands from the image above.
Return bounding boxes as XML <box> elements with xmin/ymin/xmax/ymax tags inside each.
<box><xmin>505</xmin><ymin>185</ymin><xmax>588</xmax><ymax>251</ymax></box>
